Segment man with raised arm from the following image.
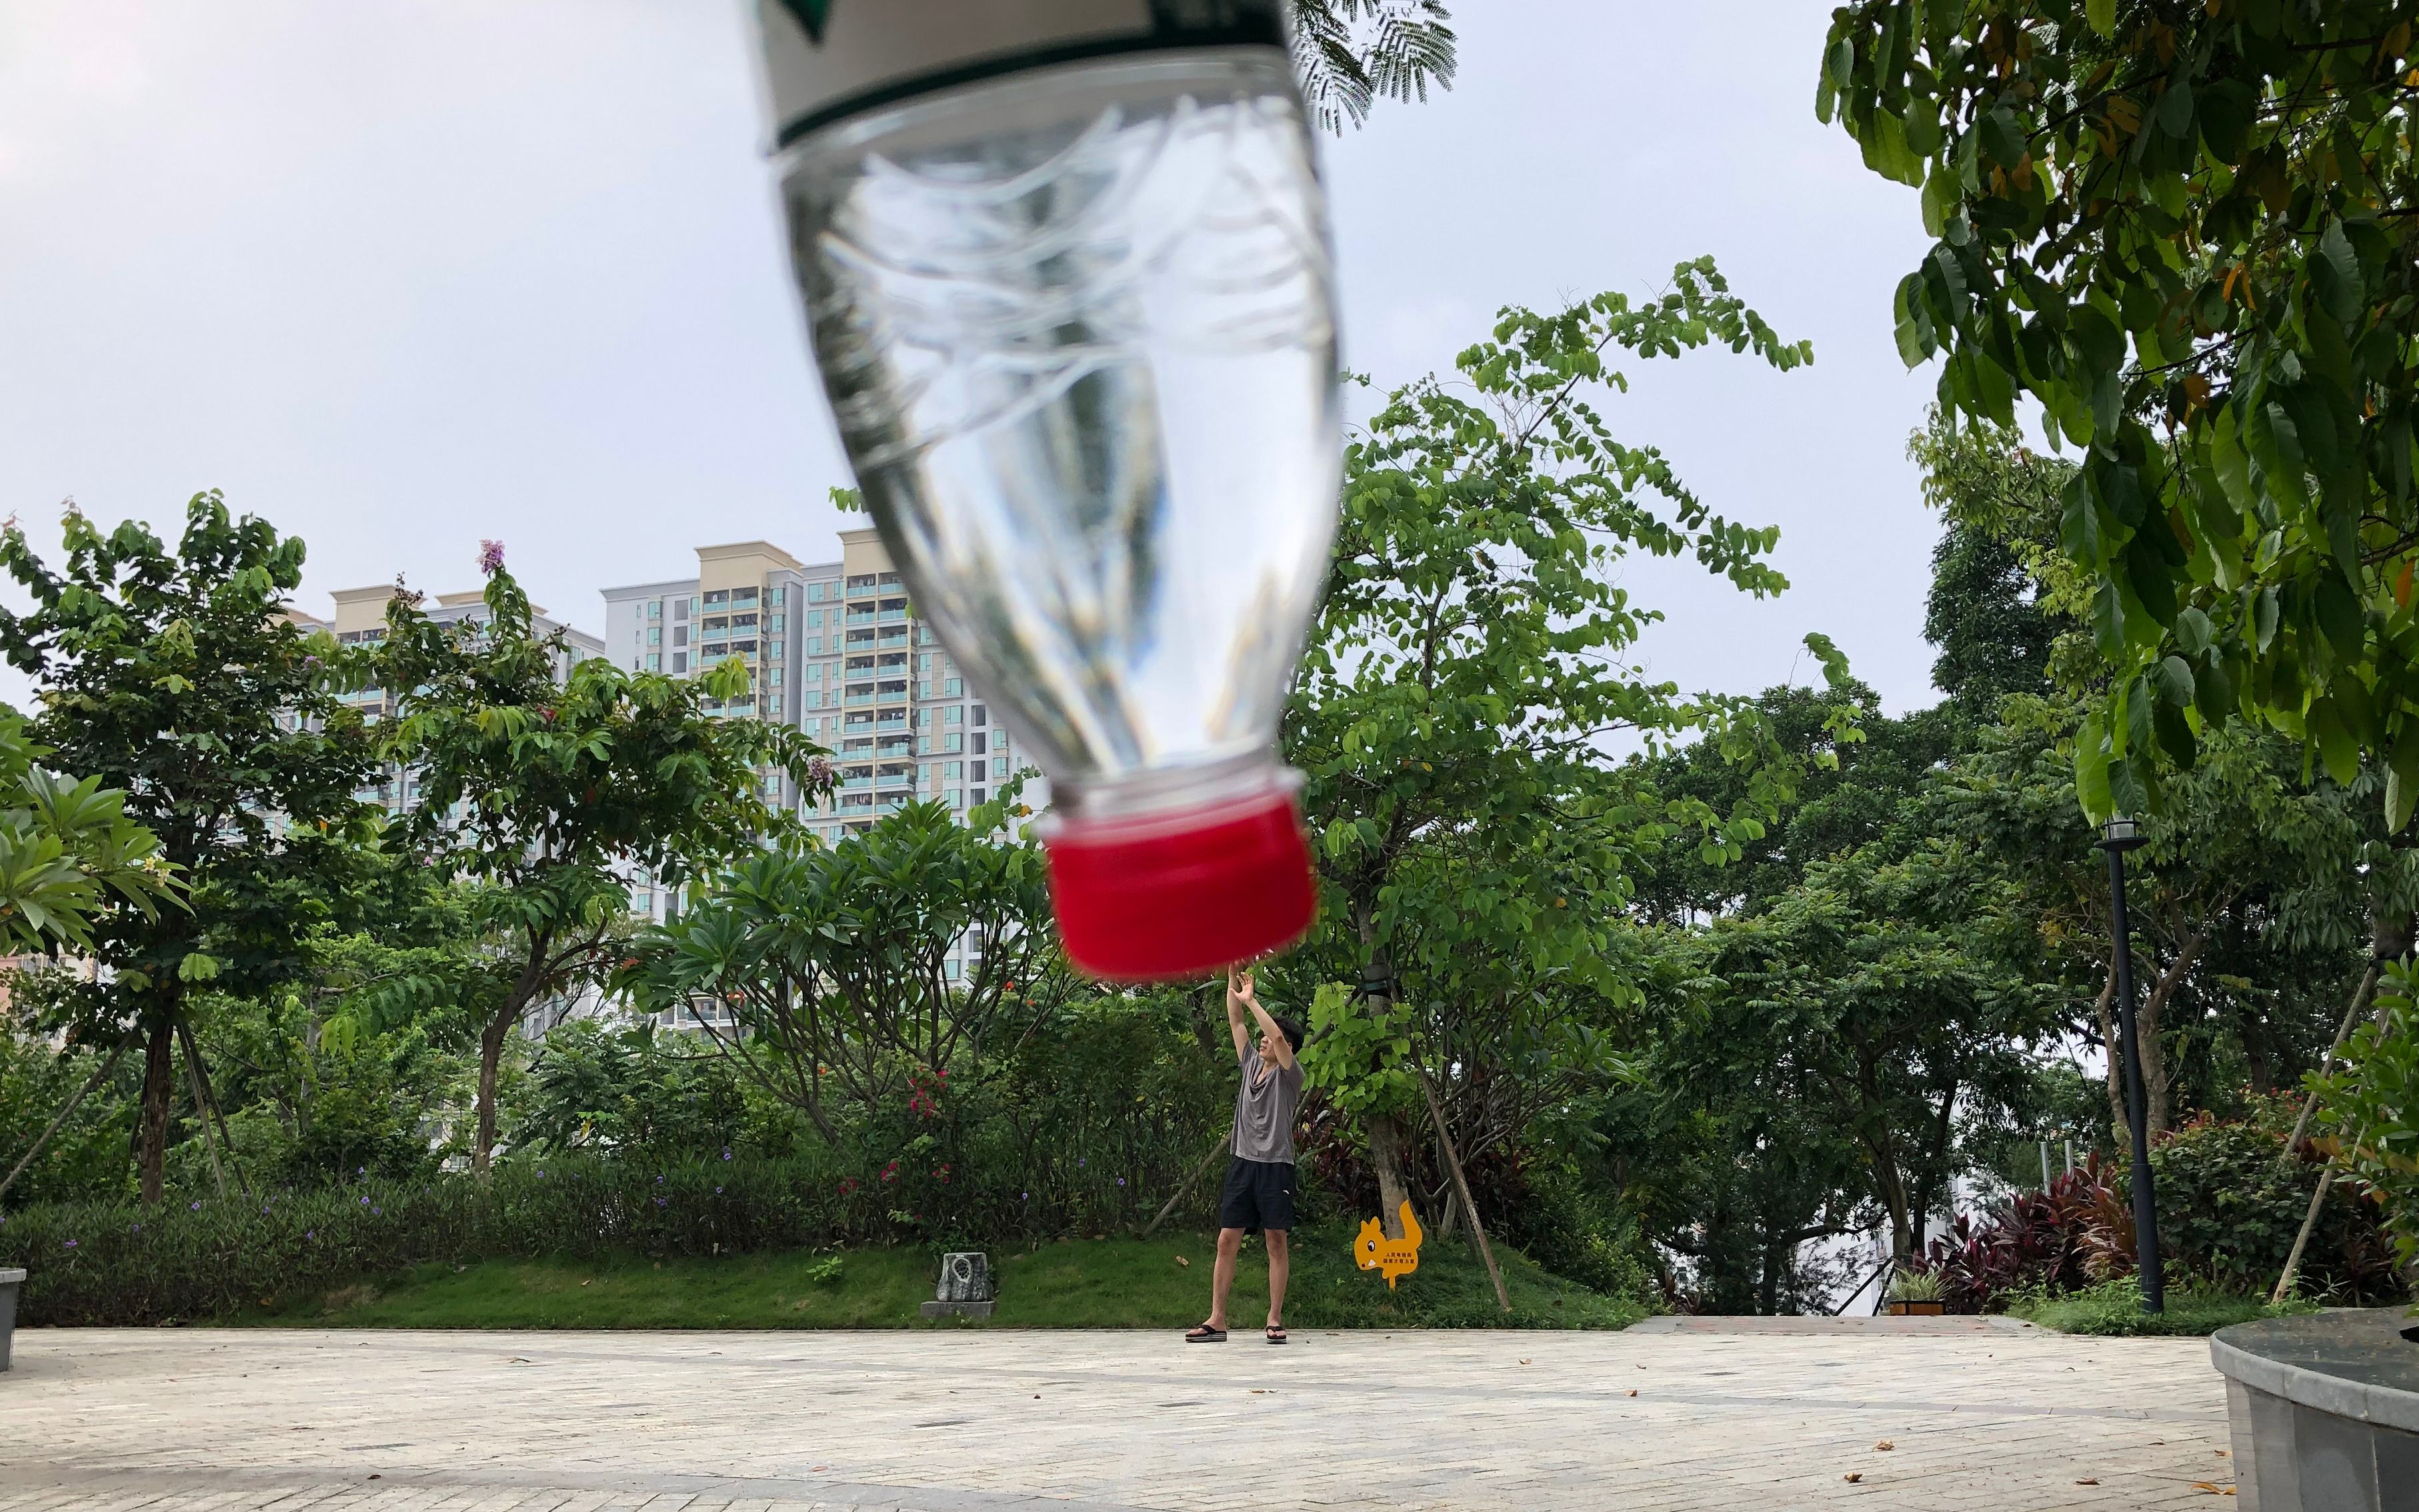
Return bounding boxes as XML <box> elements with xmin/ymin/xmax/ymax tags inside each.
<box><xmin>1187</xmin><ymin>966</ymin><xmax>1306</xmax><ymax>1345</ymax></box>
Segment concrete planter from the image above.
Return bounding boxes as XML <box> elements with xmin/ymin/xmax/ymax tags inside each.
<box><xmin>2212</xmin><ymin>1307</ymin><xmax>2419</xmax><ymax>1511</ymax></box>
<box><xmin>0</xmin><ymin>1268</ymin><xmax>20</xmax><ymax>1371</ymax></box>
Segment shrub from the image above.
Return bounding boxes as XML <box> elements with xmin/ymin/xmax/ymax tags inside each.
<box><xmin>1915</xmin><ymin>1099</ymin><xmax>2404</xmax><ymax>1313</ymax></box>
<box><xmin>2152</xmin><ymin>1095</ymin><xmax>2401</xmax><ymax>1303</ymax></box>
<box><xmin>2004</xmin><ymin>1276</ymin><xmax>2319</xmax><ymax>1337</ymax></box>
<box><xmin>0</xmin><ymin>1153</ymin><xmax>865</xmax><ymax>1324</ymax></box>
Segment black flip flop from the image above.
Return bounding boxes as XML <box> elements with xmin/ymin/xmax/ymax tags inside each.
<box><xmin>1265</xmin><ymin>1326</ymin><xmax>1288</xmax><ymax>1345</ymax></box>
<box><xmin>1185</xmin><ymin>1325</ymin><xmax>1226</xmax><ymax>1343</ymax></box>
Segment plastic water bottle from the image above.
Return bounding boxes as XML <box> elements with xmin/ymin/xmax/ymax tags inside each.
<box><xmin>749</xmin><ymin>3</ymin><xmax>1342</xmax><ymax>981</ymax></box>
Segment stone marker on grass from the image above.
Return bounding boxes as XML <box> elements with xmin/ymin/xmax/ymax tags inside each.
<box><xmin>1</xmin><ymin>1267</ymin><xmax>21</xmax><ymax>1371</ymax></box>
<box><xmin>922</xmin><ymin>1252</ymin><xmax>993</xmax><ymax>1318</ymax></box>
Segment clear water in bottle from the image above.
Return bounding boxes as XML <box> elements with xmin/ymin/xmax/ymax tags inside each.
<box><xmin>763</xmin><ymin>38</ymin><xmax>1342</xmax><ymax>979</ymax></box>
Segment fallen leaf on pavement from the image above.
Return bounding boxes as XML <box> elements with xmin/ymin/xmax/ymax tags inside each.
<box><xmin>2076</xmin><ymin>1479</ymin><xmax>2098</xmax><ymax>1486</ymax></box>
<box><xmin>1874</xmin><ymin>1441</ymin><xmax>1894</xmax><ymax>1451</ymax></box>
<box><xmin>1843</xmin><ymin>1473</ymin><xmax>1862</xmax><ymax>1483</ymax></box>
<box><xmin>2191</xmin><ymin>1483</ymin><xmax>2234</xmax><ymax>1495</ymax></box>
<box><xmin>1626</xmin><ymin>1389</ymin><xmax>1638</xmax><ymax>1397</ymax></box>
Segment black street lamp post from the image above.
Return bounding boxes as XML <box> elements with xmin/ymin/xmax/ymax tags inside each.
<box><xmin>2098</xmin><ymin>815</ymin><xmax>2164</xmax><ymax>1313</ymax></box>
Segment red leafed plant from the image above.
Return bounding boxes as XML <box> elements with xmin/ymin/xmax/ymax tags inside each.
<box><xmin>1914</xmin><ymin>1158</ymin><xmax>2134</xmax><ymax>1314</ymax></box>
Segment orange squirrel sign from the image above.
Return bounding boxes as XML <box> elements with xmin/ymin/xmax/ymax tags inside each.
<box><xmin>1354</xmin><ymin>1201</ymin><xmax>1424</xmax><ymax>1288</ymax></box>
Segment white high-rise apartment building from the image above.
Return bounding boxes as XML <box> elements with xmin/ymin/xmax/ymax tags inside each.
<box><xmin>600</xmin><ymin>526</ymin><xmax>1040</xmax><ymax>855</ymax></box>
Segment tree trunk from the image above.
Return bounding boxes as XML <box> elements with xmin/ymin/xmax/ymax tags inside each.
<box><xmin>2139</xmin><ymin>925</ymin><xmax>2217</xmax><ymax>1137</ymax></box>
<box><xmin>2091</xmin><ymin>967</ymin><xmax>2124</xmax><ymax>1139</ymax></box>
<box><xmin>1366</xmin><ymin>1111</ymin><xmax>1416</xmax><ymax>1239</ymax></box>
<box><xmin>471</xmin><ymin>1003</ymin><xmax>515</xmax><ymax>1175</ymax></box>
<box><xmin>137</xmin><ymin>1017</ymin><xmax>175</xmax><ymax>1204</ymax></box>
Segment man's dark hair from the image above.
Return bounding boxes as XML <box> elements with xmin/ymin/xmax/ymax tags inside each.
<box><xmin>1271</xmin><ymin>1015</ymin><xmax>1306</xmax><ymax>1053</ymax></box>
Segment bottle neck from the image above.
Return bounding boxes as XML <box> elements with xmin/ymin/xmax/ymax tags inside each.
<box><xmin>1043</xmin><ymin>753</ymin><xmax>1299</xmax><ymax>835</ymax></box>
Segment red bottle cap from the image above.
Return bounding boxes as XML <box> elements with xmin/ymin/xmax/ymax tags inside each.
<box><xmin>1044</xmin><ymin>783</ymin><xmax>1316</xmax><ymax>982</ymax></box>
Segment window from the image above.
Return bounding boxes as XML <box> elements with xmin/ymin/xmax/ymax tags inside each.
<box><xmin>917</xmin><ymin>737</ymin><xmax>931</xmax><ymax>754</ymax></box>
<box><xmin>948</xmin><ymin>789</ymin><xmax>963</xmax><ymax>809</ymax></box>
<box><xmin>973</xmin><ymin>703</ymin><xmax>987</xmax><ymax>726</ymax></box>
<box><xmin>917</xmin><ymin>763</ymin><xmax>930</xmax><ymax>783</ymax></box>
<box><xmin>673</xmin><ymin>625</ymin><xmax>688</xmax><ymax>647</ymax></box>
<box><xmin>771</xmin><ymin>586</ymin><xmax>787</xmax><ymax>606</ymax></box>
<box><xmin>972</xmin><ymin>733</ymin><xmax>987</xmax><ymax>755</ymax></box>
<box><xmin>944</xmin><ymin>678</ymin><xmax>963</xmax><ymax>697</ymax></box>
<box><xmin>767</xmin><ymin>641</ymin><xmax>783</xmax><ymax>662</ymax></box>
<box><xmin>673</xmin><ymin>599</ymin><xmax>689</xmax><ymax>621</ymax></box>
<box><xmin>731</xmin><ymin>613</ymin><xmax>757</xmax><ymax>629</ymax></box>
<box><xmin>769</xmin><ymin>614</ymin><xmax>785</xmax><ymax>633</ymax></box>
<box><xmin>993</xmin><ymin>757</ymin><xmax>1007</xmax><ymax>779</ymax></box>
<box><xmin>703</xmin><ymin>589</ymin><xmax>729</xmax><ymax>607</ymax></box>
<box><xmin>647</xmin><ymin>653</ymin><xmax>661</xmax><ymax>671</ymax></box>
<box><xmin>647</xmin><ymin>627</ymin><xmax>661</xmax><ymax>645</ymax></box>
<box><xmin>945</xmin><ymin>707</ymin><xmax>962</xmax><ymax>725</ymax></box>
<box><xmin>673</xmin><ymin>652</ymin><xmax>687</xmax><ymax>673</ymax></box>
<box><xmin>648</xmin><ymin>601</ymin><xmax>662</xmax><ymax>620</ymax></box>
<box><xmin>945</xmin><ymin>762</ymin><xmax>962</xmax><ymax>779</ymax></box>
<box><xmin>769</xmin><ymin>692</ymin><xmax>784</xmax><ymax>714</ymax></box>
<box><xmin>804</xmin><ymin>664</ymin><xmax>820</xmax><ymax>682</ymax></box>
<box><xmin>732</xmin><ymin>588</ymin><xmax>759</xmax><ymax>607</ymax></box>
<box><xmin>945</xmin><ymin>733</ymin><xmax>963</xmax><ymax>753</ymax></box>
<box><xmin>973</xmin><ymin>787</ymin><xmax>986</xmax><ymax>805</ymax></box>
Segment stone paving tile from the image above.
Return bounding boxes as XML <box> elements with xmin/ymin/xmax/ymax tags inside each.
<box><xmin>0</xmin><ymin>1324</ymin><xmax>2230</xmax><ymax>1511</ymax></box>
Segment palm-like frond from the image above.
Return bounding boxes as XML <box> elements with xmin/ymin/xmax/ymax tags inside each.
<box><xmin>1290</xmin><ymin>0</ymin><xmax>1458</xmax><ymax>133</ymax></box>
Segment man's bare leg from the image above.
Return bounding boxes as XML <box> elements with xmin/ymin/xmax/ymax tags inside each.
<box><xmin>1265</xmin><ymin>1229</ymin><xmax>1290</xmax><ymax>1330</ymax></box>
<box><xmin>1207</xmin><ymin>1227</ymin><xmax>1245</xmax><ymax>1329</ymax></box>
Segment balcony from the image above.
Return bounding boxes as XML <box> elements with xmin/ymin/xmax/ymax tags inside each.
<box><xmin>874</xmin><ymin>713</ymin><xmax>908</xmax><ymax>731</ymax></box>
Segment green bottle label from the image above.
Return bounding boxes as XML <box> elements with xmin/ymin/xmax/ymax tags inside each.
<box><xmin>756</xmin><ymin>0</ymin><xmax>1288</xmax><ymax>148</ymax></box>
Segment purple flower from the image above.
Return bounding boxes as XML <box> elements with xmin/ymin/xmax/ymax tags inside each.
<box><xmin>478</xmin><ymin>539</ymin><xmax>505</xmax><ymax>575</ymax></box>
<box><xmin>537</xmin><ymin>1170</ymin><xmax>547</xmax><ymax>1179</ymax></box>
<box><xmin>1117</xmin><ymin>1177</ymin><xmax>1126</xmax><ymax>1187</ymax></box>
<box><xmin>714</xmin><ymin>1185</ymin><xmax>723</xmax><ymax>1194</ymax></box>
<box><xmin>129</xmin><ymin>1223</ymin><xmax>139</xmax><ymax>1232</ymax></box>
<box><xmin>721</xmin><ymin>1148</ymin><xmax>731</xmax><ymax>1161</ymax></box>
<box><xmin>656</xmin><ymin>1175</ymin><xmax>664</xmax><ymax>1184</ymax></box>
<box><xmin>361</xmin><ymin>1196</ymin><xmax>370</xmax><ymax>1205</ymax></box>
<box><xmin>655</xmin><ymin>1197</ymin><xmax>667</xmax><ymax>1207</ymax></box>
<box><xmin>64</xmin><ymin>1238</ymin><xmax>77</xmax><ymax>1247</ymax></box>
<box><xmin>305</xmin><ymin>1230</ymin><xmax>315</xmax><ymax>1239</ymax></box>
<box><xmin>372</xmin><ymin>1207</ymin><xmax>382</xmax><ymax>1216</ymax></box>
<box><xmin>190</xmin><ymin>1201</ymin><xmax>200</xmax><ymax>1210</ymax></box>
<box><xmin>807</xmin><ymin>756</ymin><xmax>833</xmax><ymax>785</ymax></box>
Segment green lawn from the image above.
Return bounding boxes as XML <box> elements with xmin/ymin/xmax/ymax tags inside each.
<box><xmin>241</xmin><ymin>1225</ymin><xmax>1644</xmax><ymax>1331</ymax></box>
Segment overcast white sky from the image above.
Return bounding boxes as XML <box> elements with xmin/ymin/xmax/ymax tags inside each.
<box><xmin>0</xmin><ymin>1</ymin><xmax>1945</xmax><ymax>711</ymax></box>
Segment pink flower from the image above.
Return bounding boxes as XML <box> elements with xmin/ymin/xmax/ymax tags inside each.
<box><xmin>478</xmin><ymin>540</ymin><xmax>506</xmax><ymax>576</ymax></box>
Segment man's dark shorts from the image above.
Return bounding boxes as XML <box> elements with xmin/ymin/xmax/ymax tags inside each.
<box><xmin>1218</xmin><ymin>1155</ymin><xmax>1296</xmax><ymax>1233</ymax></box>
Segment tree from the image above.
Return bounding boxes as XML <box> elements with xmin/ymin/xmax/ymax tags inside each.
<box><xmin>1276</xmin><ymin>260</ymin><xmax>1839</xmax><ymax>1239</ymax></box>
<box><xmin>1290</xmin><ymin>0</ymin><xmax>1458</xmax><ymax>132</ymax></box>
<box><xmin>0</xmin><ymin>712</ymin><xmax>172</xmax><ymax>957</ymax></box>
<box><xmin>0</xmin><ymin>495</ymin><xmax>378</xmax><ymax>1201</ymax></box>
<box><xmin>617</xmin><ymin>798</ymin><xmax>1071</xmax><ymax>1147</ymax></box>
<box><xmin>1824</xmin><ymin>2</ymin><xmax>2419</xmax><ymax>818</ymax></box>
<box><xmin>372</xmin><ymin>552</ymin><xmax>825</xmax><ymax>1171</ymax></box>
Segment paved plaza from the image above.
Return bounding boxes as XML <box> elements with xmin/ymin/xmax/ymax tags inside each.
<box><xmin>2</xmin><ymin>1319</ymin><xmax>2236</xmax><ymax>1511</ymax></box>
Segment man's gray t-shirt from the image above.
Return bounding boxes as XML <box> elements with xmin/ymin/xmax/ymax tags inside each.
<box><xmin>1232</xmin><ymin>1047</ymin><xmax>1304</xmax><ymax>1165</ymax></box>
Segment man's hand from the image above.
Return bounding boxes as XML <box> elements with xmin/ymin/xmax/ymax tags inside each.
<box><xmin>1225</xmin><ymin>967</ymin><xmax>1250</xmax><ymax>1060</ymax></box>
